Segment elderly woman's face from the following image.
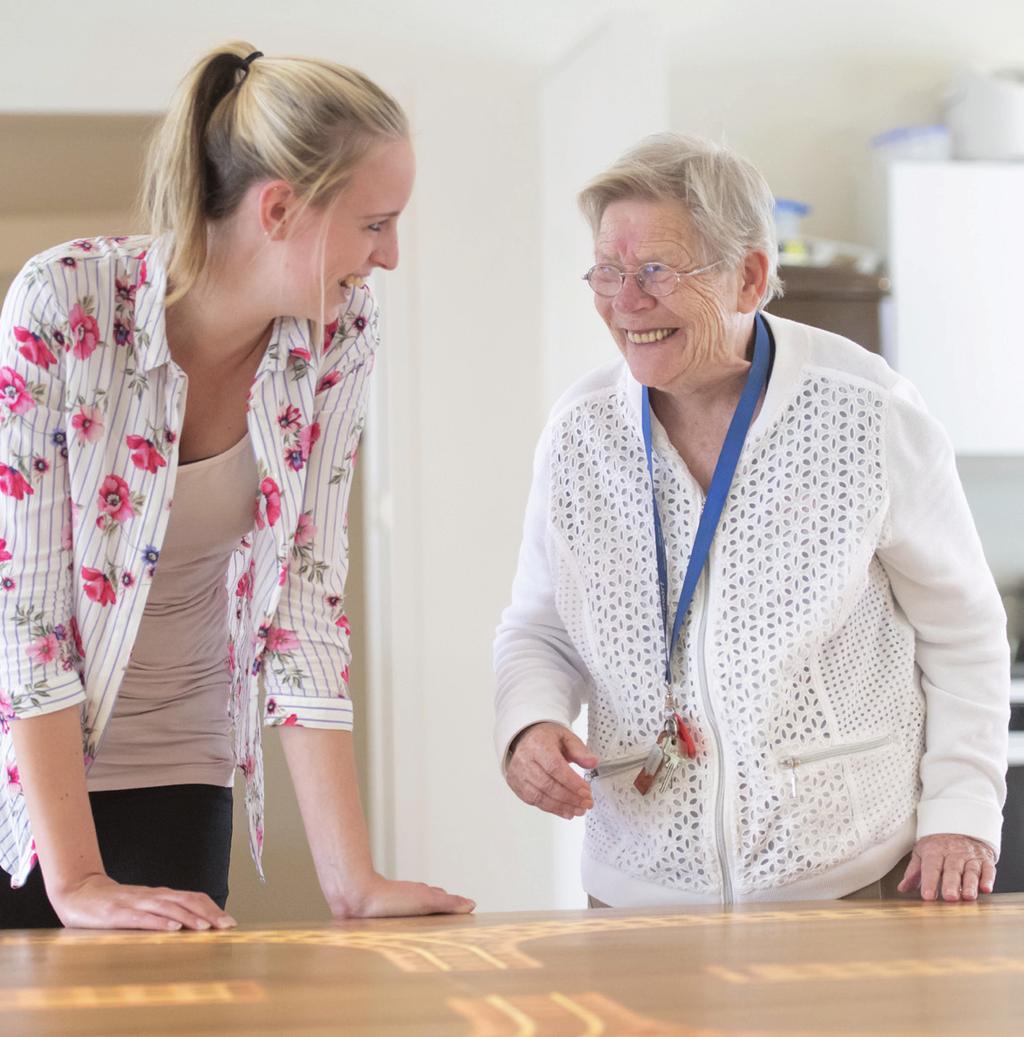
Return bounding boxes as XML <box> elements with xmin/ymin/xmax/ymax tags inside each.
<box><xmin>593</xmin><ymin>198</ymin><xmax>739</xmax><ymax>390</ymax></box>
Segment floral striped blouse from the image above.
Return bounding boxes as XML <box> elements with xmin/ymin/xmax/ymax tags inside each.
<box><xmin>0</xmin><ymin>235</ymin><xmax>374</xmax><ymax>886</ymax></box>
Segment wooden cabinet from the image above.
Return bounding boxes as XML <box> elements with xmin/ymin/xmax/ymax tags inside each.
<box><xmin>766</xmin><ymin>264</ymin><xmax>890</xmax><ymax>354</ymax></box>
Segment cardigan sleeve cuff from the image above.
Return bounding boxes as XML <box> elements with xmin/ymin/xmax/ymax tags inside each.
<box><xmin>494</xmin><ymin>690</ymin><xmax>578</xmax><ymax>776</ymax></box>
<box><xmin>916</xmin><ymin>797</ymin><xmax>1005</xmax><ymax>858</ymax></box>
<box><xmin>6</xmin><ymin>673</ymin><xmax>86</xmax><ymax>721</ymax></box>
<box><xmin>263</xmin><ymin>693</ymin><xmax>353</xmax><ymax>731</ymax></box>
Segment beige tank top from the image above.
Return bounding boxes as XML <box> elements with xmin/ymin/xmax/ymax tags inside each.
<box><xmin>87</xmin><ymin>434</ymin><xmax>259</xmax><ymax>791</ymax></box>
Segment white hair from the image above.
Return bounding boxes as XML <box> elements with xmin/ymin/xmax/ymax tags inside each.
<box><xmin>578</xmin><ymin>132</ymin><xmax>783</xmax><ymax>306</ymax></box>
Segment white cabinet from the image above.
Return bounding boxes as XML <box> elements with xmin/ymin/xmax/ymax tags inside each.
<box><xmin>888</xmin><ymin>162</ymin><xmax>1024</xmax><ymax>455</ymax></box>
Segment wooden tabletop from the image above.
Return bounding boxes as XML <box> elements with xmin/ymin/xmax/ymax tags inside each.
<box><xmin>3</xmin><ymin>894</ymin><xmax>1023</xmax><ymax>1035</ymax></box>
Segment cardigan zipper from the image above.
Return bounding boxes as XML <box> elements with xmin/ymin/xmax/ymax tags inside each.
<box><xmin>778</xmin><ymin>733</ymin><xmax>894</xmax><ymax>797</ymax></box>
<box><xmin>696</xmin><ymin>565</ymin><xmax>733</xmax><ymax>907</ymax></box>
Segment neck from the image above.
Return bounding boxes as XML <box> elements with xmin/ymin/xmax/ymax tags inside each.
<box><xmin>165</xmin><ymin>230</ymin><xmax>276</xmax><ymax>368</ymax></box>
<box><xmin>649</xmin><ymin>315</ymin><xmax>757</xmax><ymax>427</ymax></box>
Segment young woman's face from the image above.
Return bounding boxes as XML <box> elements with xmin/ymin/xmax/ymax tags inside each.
<box><xmin>280</xmin><ymin>137</ymin><xmax>416</xmax><ymax>320</ymax></box>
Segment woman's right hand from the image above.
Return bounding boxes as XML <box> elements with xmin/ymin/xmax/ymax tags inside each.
<box><xmin>505</xmin><ymin>722</ymin><xmax>597</xmax><ymax>819</ymax></box>
<box><xmin>49</xmin><ymin>873</ymin><xmax>236</xmax><ymax>931</ymax></box>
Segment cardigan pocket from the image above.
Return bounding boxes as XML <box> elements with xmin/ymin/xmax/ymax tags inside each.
<box><xmin>776</xmin><ymin>733</ymin><xmax>894</xmax><ymax>798</ymax></box>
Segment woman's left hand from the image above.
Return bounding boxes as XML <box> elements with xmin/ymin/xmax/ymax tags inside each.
<box><xmin>897</xmin><ymin>834</ymin><xmax>996</xmax><ymax>901</ymax></box>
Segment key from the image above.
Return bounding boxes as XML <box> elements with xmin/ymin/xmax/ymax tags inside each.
<box><xmin>657</xmin><ymin>735</ymin><xmax>684</xmax><ymax>794</ymax></box>
<box><xmin>633</xmin><ymin>740</ymin><xmax>666</xmax><ymax>795</ymax></box>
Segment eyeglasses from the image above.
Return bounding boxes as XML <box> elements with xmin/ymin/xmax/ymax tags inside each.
<box><xmin>582</xmin><ymin>260</ymin><xmax>723</xmax><ymax>298</ymax></box>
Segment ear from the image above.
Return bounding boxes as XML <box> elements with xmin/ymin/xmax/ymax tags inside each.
<box><xmin>736</xmin><ymin>250</ymin><xmax>770</xmax><ymax>314</ymax></box>
<box><xmin>257</xmin><ymin>180</ymin><xmax>300</xmax><ymax>240</ymax></box>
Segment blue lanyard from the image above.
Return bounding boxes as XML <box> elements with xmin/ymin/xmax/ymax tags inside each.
<box><xmin>642</xmin><ymin>312</ymin><xmax>771</xmax><ymax>687</ymax></box>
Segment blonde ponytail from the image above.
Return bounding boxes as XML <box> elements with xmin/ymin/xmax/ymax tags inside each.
<box><xmin>141</xmin><ymin>41</ymin><xmax>408</xmax><ymax>303</ymax></box>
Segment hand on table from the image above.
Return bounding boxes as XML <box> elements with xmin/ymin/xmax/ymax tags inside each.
<box><xmin>505</xmin><ymin>722</ymin><xmax>597</xmax><ymax>820</ymax></box>
<box><xmin>898</xmin><ymin>833</ymin><xmax>996</xmax><ymax>901</ymax></box>
<box><xmin>51</xmin><ymin>873</ymin><xmax>236</xmax><ymax>930</ymax></box>
<box><xmin>330</xmin><ymin>874</ymin><xmax>475</xmax><ymax>919</ymax></box>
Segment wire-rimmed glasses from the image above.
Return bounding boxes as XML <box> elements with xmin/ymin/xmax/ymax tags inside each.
<box><xmin>582</xmin><ymin>260</ymin><xmax>723</xmax><ymax>298</ymax></box>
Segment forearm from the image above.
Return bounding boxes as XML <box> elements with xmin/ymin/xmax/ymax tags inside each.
<box><xmin>277</xmin><ymin>725</ymin><xmax>374</xmax><ymax>913</ymax></box>
<box><xmin>10</xmin><ymin>705</ymin><xmax>104</xmax><ymax>895</ymax></box>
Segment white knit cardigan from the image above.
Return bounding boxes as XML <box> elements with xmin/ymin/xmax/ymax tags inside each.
<box><xmin>494</xmin><ymin>314</ymin><xmax>1009</xmax><ymax>907</ymax></box>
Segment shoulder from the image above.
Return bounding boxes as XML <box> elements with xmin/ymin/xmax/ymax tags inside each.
<box><xmin>10</xmin><ymin>236</ymin><xmax>151</xmax><ymax>316</ymax></box>
<box><xmin>545</xmin><ymin>359</ymin><xmax>626</xmax><ymax>427</ymax></box>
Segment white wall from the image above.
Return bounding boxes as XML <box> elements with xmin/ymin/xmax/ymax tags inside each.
<box><xmin>664</xmin><ymin>0</ymin><xmax>1024</xmax><ymax>244</ymax></box>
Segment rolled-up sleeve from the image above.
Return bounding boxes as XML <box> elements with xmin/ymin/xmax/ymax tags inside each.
<box><xmin>877</xmin><ymin>377</ymin><xmax>1010</xmax><ymax>852</ymax></box>
<box><xmin>262</xmin><ymin>289</ymin><xmax>377</xmax><ymax>731</ymax></box>
<box><xmin>0</xmin><ymin>264</ymin><xmax>84</xmax><ymax>722</ymax></box>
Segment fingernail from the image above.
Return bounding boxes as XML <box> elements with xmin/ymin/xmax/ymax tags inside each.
<box><xmin>166</xmin><ymin>921</ymin><xmax>182</xmax><ymax>931</ymax></box>
<box><xmin>196</xmin><ymin>921</ymin><xmax>211</xmax><ymax>930</ymax></box>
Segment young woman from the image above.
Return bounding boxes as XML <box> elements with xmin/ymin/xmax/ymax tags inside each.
<box><xmin>0</xmin><ymin>42</ymin><xmax>474</xmax><ymax>929</ymax></box>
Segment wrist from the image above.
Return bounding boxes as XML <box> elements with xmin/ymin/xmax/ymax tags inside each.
<box><xmin>323</xmin><ymin>868</ymin><xmax>380</xmax><ymax>919</ymax></box>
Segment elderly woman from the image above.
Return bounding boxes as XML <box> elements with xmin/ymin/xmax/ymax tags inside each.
<box><xmin>494</xmin><ymin>133</ymin><xmax>1009</xmax><ymax>907</ymax></box>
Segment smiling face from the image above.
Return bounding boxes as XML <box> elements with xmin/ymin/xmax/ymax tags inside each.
<box><xmin>274</xmin><ymin>137</ymin><xmax>416</xmax><ymax>321</ymax></box>
<box><xmin>593</xmin><ymin>198</ymin><xmax>749</xmax><ymax>391</ymax></box>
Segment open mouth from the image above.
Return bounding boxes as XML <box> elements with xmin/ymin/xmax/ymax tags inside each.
<box><xmin>624</xmin><ymin>327</ymin><xmax>677</xmax><ymax>344</ymax></box>
<box><xmin>339</xmin><ymin>276</ymin><xmax>366</xmax><ymax>289</ymax></box>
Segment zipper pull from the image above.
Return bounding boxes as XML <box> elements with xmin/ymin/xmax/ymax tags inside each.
<box><xmin>782</xmin><ymin>758</ymin><xmax>798</xmax><ymax>798</ymax></box>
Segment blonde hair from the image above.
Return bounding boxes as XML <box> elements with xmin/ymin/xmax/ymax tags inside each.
<box><xmin>142</xmin><ymin>41</ymin><xmax>408</xmax><ymax>302</ymax></box>
<box><xmin>578</xmin><ymin>133</ymin><xmax>783</xmax><ymax>306</ymax></box>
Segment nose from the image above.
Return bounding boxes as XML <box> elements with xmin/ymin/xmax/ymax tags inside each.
<box><xmin>613</xmin><ymin>273</ymin><xmax>654</xmax><ymax>314</ymax></box>
<box><xmin>371</xmin><ymin>226</ymin><xmax>400</xmax><ymax>271</ymax></box>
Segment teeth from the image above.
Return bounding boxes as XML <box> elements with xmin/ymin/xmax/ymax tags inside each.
<box><xmin>341</xmin><ymin>276</ymin><xmax>366</xmax><ymax>288</ymax></box>
<box><xmin>625</xmin><ymin>328</ymin><xmax>675</xmax><ymax>344</ymax></box>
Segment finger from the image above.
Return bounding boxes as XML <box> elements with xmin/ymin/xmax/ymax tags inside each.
<box><xmin>961</xmin><ymin>858</ymin><xmax>983</xmax><ymax>901</ymax></box>
<box><xmin>562</xmin><ymin>732</ymin><xmax>599</xmax><ymax>769</ymax></box>
<box><xmin>518</xmin><ymin>775</ymin><xmax>586</xmax><ymax>818</ymax></box>
<box><xmin>159</xmin><ymin>890</ymin><xmax>236</xmax><ymax>928</ymax></box>
<box><xmin>133</xmin><ymin>897</ymin><xmax>218</xmax><ymax>931</ymax></box>
<box><xmin>897</xmin><ymin>853</ymin><xmax>922</xmax><ymax>894</ymax></box>
<box><xmin>86</xmin><ymin>907</ymin><xmax>184</xmax><ymax>932</ymax></box>
<box><xmin>524</xmin><ymin>763</ymin><xmax>591</xmax><ymax>812</ymax></box>
<box><xmin>532</xmin><ymin>752</ymin><xmax>593</xmax><ymax>803</ymax></box>
<box><xmin>919</xmin><ymin>851</ymin><xmax>944</xmax><ymax>901</ymax></box>
<box><xmin>940</xmin><ymin>855</ymin><xmax>966</xmax><ymax>902</ymax></box>
<box><xmin>426</xmin><ymin>889</ymin><xmax>476</xmax><ymax>915</ymax></box>
<box><xmin>980</xmin><ymin>858</ymin><xmax>997</xmax><ymax>895</ymax></box>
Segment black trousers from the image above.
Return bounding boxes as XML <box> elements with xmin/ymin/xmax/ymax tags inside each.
<box><xmin>0</xmin><ymin>784</ymin><xmax>233</xmax><ymax>929</ymax></box>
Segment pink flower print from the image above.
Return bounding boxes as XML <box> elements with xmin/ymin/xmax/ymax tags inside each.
<box><xmin>70</xmin><ymin>616</ymin><xmax>85</xmax><ymax>659</ymax></box>
<box><xmin>71</xmin><ymin>239</ymin><xmax>95</xmax><ymax>252</ymax></box>
<box><xmin>278</xmin><ymin>405</ymin><xmax>302</xmax><ymax>432</ymax></box>
<box><xmin>27</xmin><ymin>633</ymin><xmax>59</xmax><ymax>664</ymax></box>
<box><xmin>71</xmin><ymin>404</ymin><xmax>104</xmax><ymax>444</ymax></box>
<box><xmin>96</xmin><ymin>474</ymin><xmax>134</xmax><ymax>525</ymax></box>
<box><xmin>285</xmin><ymin>445</ymin><xmax>305</xmax><ymax>471</ymax></box>
<box><xmin>6</xmin><ymin>765</ymin><xmax>21</xmax><ymax>794</ymax></box>
<box><xmin>32</xmin><ymin>456</ymin><xmax>49</xmax><ymax>476</ymax></box>
<box><xmin>0</xmin><ymin>366</ymin><xmax>36</xmax><ymax>416</ymax></box>
<box><xmin>68</xmin><ymin>303</ymin><xmax>101</xmax><ymax>360</ymax></box>
<box><xmin>135</xmin><ymin>250</ymin><xmax>148</xmax><ymax>289</ymax></box>
<box><xmin>61</xmin><ymin>514</ymin><xmax>74</xmax><ymax>551</ymax></box>
<box><xmin>353</xmin><ymin>315</ymin><xmax>368</xmax><ymax>333</ymax></box>
<box><xmin>294</xmin><ymin>513</ymin><xmax>317</xmax><ymax>546</ymax></box>
<box><xmin>323</xmin><ymin>319</ymin><xmax>340</xmax><ymax>349</ymax></box>
<box><xmin>0</xmin><ymin>538</ymin><xmax>11</xmax><ymax>563</ymax></box>
<box><xmin>121</xmin><ymin>571</ymin><xmax>135</xmax><ymax>589</ymax></box>
<box><xmin>336</xmin><ymin>613</ymin><xmax>351</xmax><ymax>636</ymax></box>
<box><xmin>316</xmin><ymin>371</ymin><xmax>340</xmax><ymax>394</ymax></box>
<box><xmin>299</xmin><ymin>422</ymin><xmax>321</xmax><ymax>461</ymax></box>
<box><xmin>278</xmin><ymin>563</ymin><xmax>288</xmax><ymax>587</ymax></box>
<box><xmin>81</xmin><ymin>566</ymin><xmax>116</xmax><ymax>606</ymax></box>
<box><xmin>1</xmin><ymin>577</ymin><xmax>15</xmax><ymax>592</ymax></box>
<box><xmin>114</xmin><ymin>277</ymin><xmax>137</xmax><ymax>305</ymax></box>
<box><xmin>265</xmin><ymin>626</ymin><xmax>299</xmax><ymax>654</ymax></box>
<box><xmin>325</xmin><ymin>594</ymin><xmax>341</xmax><ymax>609</ymax></box>
<box><xmin>340</xmin><ymin>665</ymin><xmax>350</xmax><ymax>688</ymax></box>
<box><xmin>256</xmin><ymin>824</ymin><xmax>264</xmax><ymax>851</ymax></box>
<box><xmin>0</xmin><ymin>464</ymin><xmax>33</xmax><ymax>500</ymax></box>
<box><xmin>288</xmin><ymin>346</ymin><xmax>311</xmax><ymax>363</ymax></box>
<box><xmin>282</xmin><ymin>714</ymin><xmax>299</xmax><ymax>727</ymax></box>
<box><xmin>112</xmin><ymin>318</ymin><xmax>134</xmax><ymax>349</ymax></box>
<box><xmin>13</xmin><ymin>327</ymin><xmax>57</xmax><ymax>369</ymax></box>
<box><xmin>227</xmin><ymin>642</ymin><xmax>236</xmax><ymax>674</ymax></box>
<box><xmin>266</xmin><ymin>697</ymin><xmax>278</xmax><ymax>716</ymax></box>
<box><xmin>125</xmin><ymin>435</ymin><xmax>166</xmax><ymax>474</ymax></box>
<box><xmin>260</xmin><ymin>477</ymin><xmax>281</xmax><ymax>527</ymax></box>
<box><xmin>0</xmin><ymin>690</ymin><xmax>14</xmax><ymax>733</ymax></box>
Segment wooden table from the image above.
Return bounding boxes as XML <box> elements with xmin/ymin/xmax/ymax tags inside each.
<box><xmin>2</xmin><ymin>894</ymin><xmax>1023</xmax><ymax>1035</ymax></box>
